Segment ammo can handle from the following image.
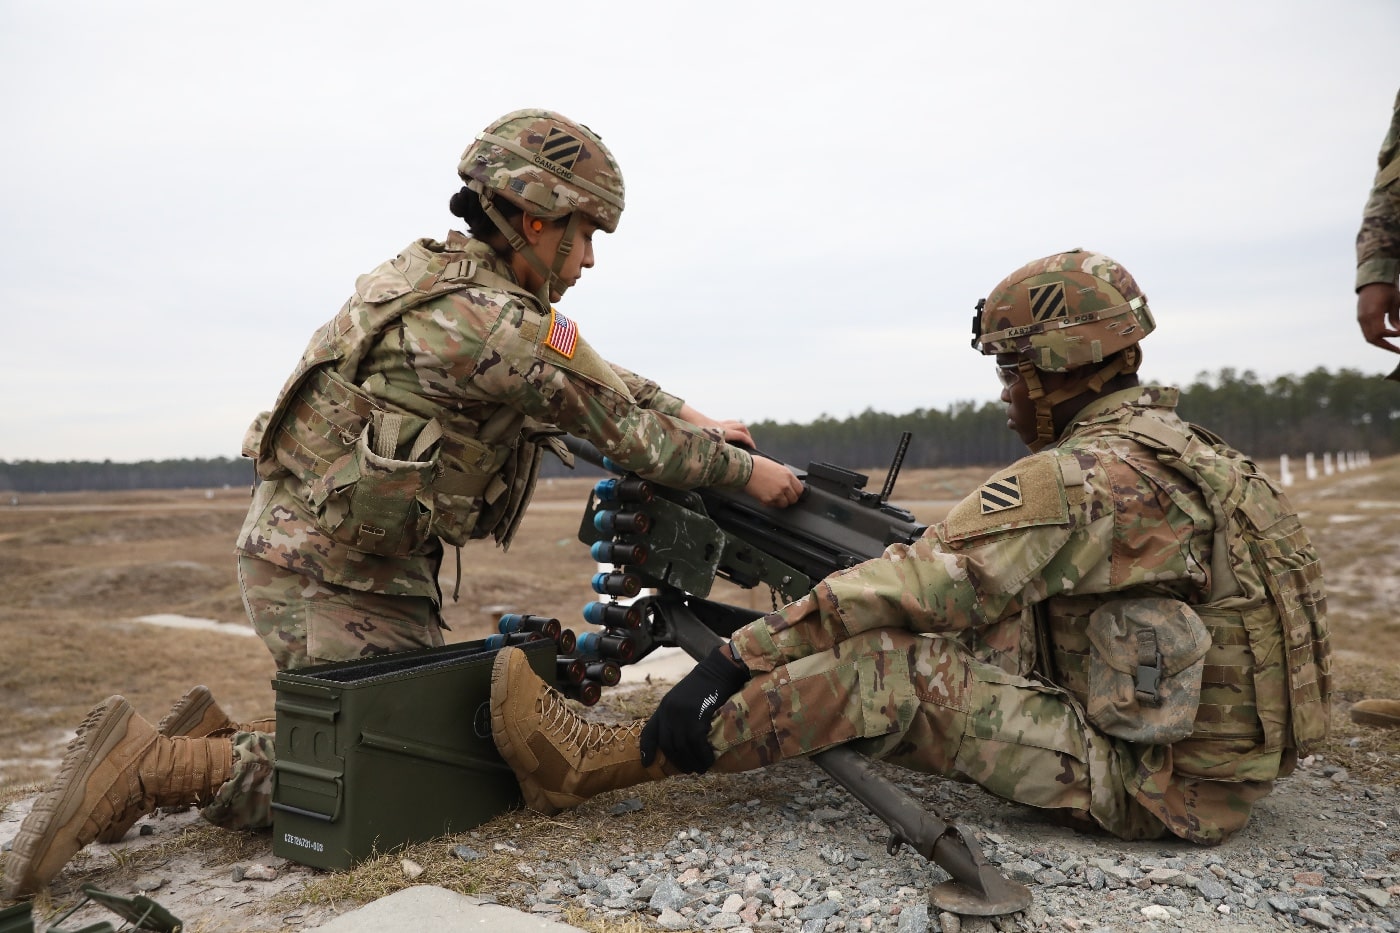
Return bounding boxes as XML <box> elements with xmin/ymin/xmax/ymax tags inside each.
<box><xmin>269</xmin><ymin>759</ymin><xmax>344</xmax><ymax>822</ymax></box>
<box><xmin>270</xmin><ymin>800</ymin><xmax>337</xmax><ymax>823</ymax></box>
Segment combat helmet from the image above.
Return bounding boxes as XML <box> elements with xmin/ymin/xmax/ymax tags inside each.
<box><xmin>971</xmin><ymin>249</ymin><xmax>1155</xmax><ymax>449</ymax></box>
<box><xmin>458</xmin><ymin>109</ymin><xmax>625</xmax><ymax>304</ymax></box>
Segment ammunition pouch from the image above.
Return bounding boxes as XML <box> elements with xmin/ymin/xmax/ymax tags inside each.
<box><xmin>1082</xmin><ymin>598</ymin><xmax>1210</xmax><ymax>745</ymax></box>
<box><xmin>309</xmin><ymin>412</ymin><xmax>442</xmax><ymax>558</ymax></box>
<box><xmin>254</xmin><ymin>368</ymin><xmax>523</xmax><ymax>557</ymax></box>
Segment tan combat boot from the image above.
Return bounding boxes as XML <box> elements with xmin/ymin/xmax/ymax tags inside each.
<box><xmin>157</xmin><ymin>683</ymin><xmax>277</xmax><ymax>736</ymax></box>
<box><xmin>94</xmin><ymin>686</ymin><xmax>275</xmax><ymax>844</ymax></box>
<box><xmin>1350</xmin><ymin>698</ymin><xmax>1400</xmax><ymax>728</ymax></box>
<box><xmin>490</xmin><ymin>647</ymin><xmax>678</xmax><ymax>815</ymax></box>
<box><xmin>2</xmin><ymin>695</ymin><xmax>234</xmax><ymax>899</ymax></box>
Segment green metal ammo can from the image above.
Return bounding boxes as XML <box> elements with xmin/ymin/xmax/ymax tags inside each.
<box><xmin>0</xmin><ymin>903</ymin><xmax>33</xmax><ymax>933</ymax></box>
<box><xmin>271</xmin><ymin>638</ymin><xmax>555</xmax><ymax>870</ymax></box>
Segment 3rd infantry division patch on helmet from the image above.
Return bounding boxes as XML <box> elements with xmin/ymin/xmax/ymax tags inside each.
<box><xmin>458</xmin><ymin>109</ymin><xmax>625</xmax><ymax>233</ymax></box>
<box><xmin>972</xmin><ymin>248</ymin><xmax>1156</xmax><ymax>372</ymax></box>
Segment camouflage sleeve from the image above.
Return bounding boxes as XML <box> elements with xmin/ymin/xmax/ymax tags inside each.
<box><xmin>1357</xmin><ymin>89</ymin><xmax>1400</xmax><ymax>290</ymax></box>
<box><xmin>732</xmin><ymin>451</ymin><xmax>1082</xmax><ymax>671</ymax></box>
<box><xmin>608</xmin><ymin>362</ymin><xmax>685</xmax><ymax>415</ymax></box>
<box><xmin>731</xmin><ymin>446</ymin><xmax>1204</xmax><ymax>673</ymax></box>
<box><xmin>470</xmin><ymin>299</ymin><xmax>751</xmax><ymax>489</ymax></box>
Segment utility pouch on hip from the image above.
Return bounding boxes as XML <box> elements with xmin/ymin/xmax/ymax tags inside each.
<box><xmin>309</xmin><ymin>411</ymin><xmax>441</xmax><ymax>557</ymax></box>
<box><xmin>1084</xmin><ymin>597</ymin><xmax>1210</xmax><ymax>745</ymax></box>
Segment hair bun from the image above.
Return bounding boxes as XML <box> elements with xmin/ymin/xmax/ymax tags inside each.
<box><xmin>448</xmin><ymin>186</ymin><xmax>473</xmax><ymax>220</ymax></box>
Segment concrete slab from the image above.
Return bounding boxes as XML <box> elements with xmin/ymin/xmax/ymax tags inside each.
<box><xmin>304</xmin><ymin>885</ymin><xmax>588</xmax><ymax>932</ymax></box>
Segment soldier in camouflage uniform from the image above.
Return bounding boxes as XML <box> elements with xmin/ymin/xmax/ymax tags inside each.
<box><xmin>236</xmin><ymin>108</ymin><xmax>799</xmax><ymax>671</ymax></box>
<box><xmin>490</xmin><ymin>249</ymin><xmax>1331</xmax><ymax>846</ymax></box>
<box><xmin>1350</xmin><ymin>89</ymin><xmax>1400</xmax><ymax>728</ymax></box>
<box><xmin>1</xmin><ymin>109</ymin><xmax>804</xmax><ymax>900</ymax></box>
<box><xmin>1356</xmin><ymin>89</ymin><xmax>1400</xmax><ymax>356</ymax></box>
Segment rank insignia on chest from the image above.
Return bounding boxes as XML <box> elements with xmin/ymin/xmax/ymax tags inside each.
<box><xmin>979</xmin><ymin>475</ymin><xmax>1023</xmax><ymax>514</ymax></box>
<box><xmin>545</xmin><ymin>307</ymin><xmax>579</xmax><ymax>359</ymax></box>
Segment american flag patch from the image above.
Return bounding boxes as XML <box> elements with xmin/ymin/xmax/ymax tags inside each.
<box><xmin>545</xmin><ymin>308</ymin><xmax>579</xmax><ymax>359</ymax></box>
<box><xmin>979</xmin><ymin>475</ymin><xmax>1023</xmax><ymax>514</ymax></box>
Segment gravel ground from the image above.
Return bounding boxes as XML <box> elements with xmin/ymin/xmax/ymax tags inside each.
<box><xmin>2</xmin><ymin>706</ymin><xmax>1396</xmax><ymax>932</ymax></box>
<box><xmin>467</xmin><ymin>747</ymin><xmax>1399</xmax><ymax>933</ymax></box>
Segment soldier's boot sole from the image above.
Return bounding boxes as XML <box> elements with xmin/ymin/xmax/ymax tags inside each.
<box><xmin>489</xmin><ymin>647</ymin><xmax>675</xmax><ymax>815</ymax></box>
<box><xmin>2</xmin><ymin>696</ymin><xmax>232</xmax><ymax>899</ymax></box>
<box><xmin>95</xmin><ymin>685</ymin><xmax>236</xmax><ymax>843</ymax></box>
<box><xmin>1350</xmin><ymin>698</ymin><xmax>1400</xmax><ymax>728</ymax></box>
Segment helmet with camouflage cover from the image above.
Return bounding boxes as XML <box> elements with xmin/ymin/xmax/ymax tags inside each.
<box><xmin>458</xmin><ymin>109</ymin><xmax>625</xmax><ymax>234</ymax></box>
<box><xmin>972</xmin><ymin>249</ymin><xmax>1154</xmax><ymax>451</ymax></box>
<box><xmin>971</xmin><ymin>249</ymin><xmax>1154</xmax><ymax>371</ymax></box>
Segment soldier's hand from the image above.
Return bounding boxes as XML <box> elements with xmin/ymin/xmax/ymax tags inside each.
<box><xmin>640</xmin><ymin>646</ymin><xmax>749</xmax><ymax>773</ymax></box>
<box><xmin>716</xmin><ymin>419</ymin><xmax>755</xmax><ymax>447</ymax></box>
<box><xmin>677</xmin><ymin>405</ymin><xmax>754</xmax><ymax>447</ymax></box>
<box><xmin>1358</xmin><ymin>283</ymin><xmax>1400</xmax><ymax>353</ymax></box>
<box><xmin>743</xmin><ymin>457</ymin><xmax>804</xmax><ymax>508</ymax></box>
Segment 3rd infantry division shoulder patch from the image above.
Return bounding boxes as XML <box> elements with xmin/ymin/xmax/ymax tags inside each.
<box><xmin>979</xmin><ymin>475</ymin><xmax>1023</xmax><ymax>514</ymax></box>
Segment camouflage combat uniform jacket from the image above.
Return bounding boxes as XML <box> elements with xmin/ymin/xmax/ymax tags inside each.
<box><xmin>1358</xmin><ymin>89</ymin><xmax>1400</xmax><ymax>290</ymax></box>
<box><xmin>237</xmin><ymin>232</ymin><xmax>752</xmax><ymax>600</ymax></box>
<box><xmin>728</xmin><ymin>386</ymin><xmax>1329</xmax><ymax>844</ymax></box>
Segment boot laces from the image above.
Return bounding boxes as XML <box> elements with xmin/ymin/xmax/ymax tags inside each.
<box><xmin>537</xmin><ymin>688</ymin><xmax>644</xmax><ymax>752</ymax></box>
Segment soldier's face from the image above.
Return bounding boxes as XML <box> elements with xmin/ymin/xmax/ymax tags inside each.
<box><xmin>534</xmin><ymin>217</ymin><xmax>598</xmax><ymax>303</ymax></box>
<box><xmin>997</xmin><ymin>354</ymin><xmax>1038</xmax><ymax>447</ymax></box>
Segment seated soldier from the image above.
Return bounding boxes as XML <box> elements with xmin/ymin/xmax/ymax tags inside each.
<box><xmin>490</xmin><ymin>248</ymin><xmax>1332</xmax><ymax>846</ymax></box>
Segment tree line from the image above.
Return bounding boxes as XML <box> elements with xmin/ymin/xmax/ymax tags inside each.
<box><xmin>749</xmin><ymin>366</ymin><xmax>1400</xmax><ymax>473</ymax></box>
<box><xmin>3</xmin><ymin>367</ymin><xmax>1396</xmax><ymax>494</ymax></box>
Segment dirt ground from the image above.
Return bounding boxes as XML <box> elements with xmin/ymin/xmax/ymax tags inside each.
<box><xmin>1</xmin><ymin>456</ymin><xmax>1398</xmax><ymax>931</ymax></box>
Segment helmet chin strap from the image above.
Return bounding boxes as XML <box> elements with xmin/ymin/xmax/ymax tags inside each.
<box><xmin>469</xmin><ymin>182</ymin><xmax>573</xmax><ymax>306</ymax></box>
<box><xmin>547</xmin><ymin>211</ymin><xmax>581</xmax><ymax>305</ymax></box>
<box><xmin>1020</xmin><ymin>346</ymin><xmax>1142</xmax><ymax>452</ymax></box>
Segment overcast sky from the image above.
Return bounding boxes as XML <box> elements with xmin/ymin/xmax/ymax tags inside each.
<box><xmin>2</xmin><ymin>1</ymin><xmax>1397</xmax><ymax>462</ymax></box>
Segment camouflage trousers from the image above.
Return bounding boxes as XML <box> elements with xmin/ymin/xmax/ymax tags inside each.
<box><xmin>708</xmin><ymin>628</ymin><xmax>1170</xmax><ymax>841</ymax></box>
<box><xmin>237</xmin><ymin>554</ymin><xmax>443</xmax><ymax>672</ymax></box>
<box><xmin>201</xmin><ymin>730</ymin><xmax>276</xmax><ymax>831</ymax></box>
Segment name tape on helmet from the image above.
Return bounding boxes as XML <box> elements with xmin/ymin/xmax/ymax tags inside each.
<box><xmin>476</xmin><ymin>131</ymin><xmax>623</xmax><ymax>209</ymax></box>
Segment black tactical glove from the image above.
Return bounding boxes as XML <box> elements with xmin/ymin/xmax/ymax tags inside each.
<box><xmin>640</xmin><ymin>645</ymin><xmax>749</xmax><ymax>774</ymax></box>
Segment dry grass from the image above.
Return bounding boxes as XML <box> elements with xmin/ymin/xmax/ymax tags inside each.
<box><xmin>2</xmin><ymin>457</ymin><xmax>1399</xmax><ymax>929</ymax></box>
